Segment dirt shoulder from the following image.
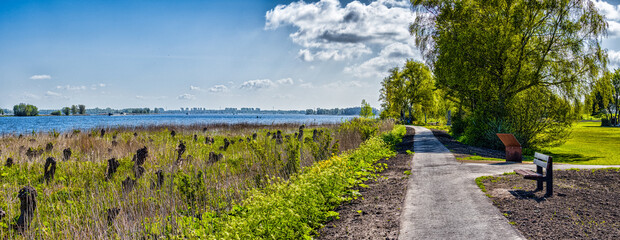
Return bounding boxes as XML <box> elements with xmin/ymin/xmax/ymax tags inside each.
<box><xmin>430</xmin><ymin>129</ymin><xmax>506</xmax><ymax>162</ymax></box>
<box><xmin>481</xmin><ymin>169</ymin><xmax>620</xmax><ymax>239</ymax></box>
<box><xmin>316</xmin><ymin>127</ymin><xmax>414</xmax><ymax>240</ymax></box>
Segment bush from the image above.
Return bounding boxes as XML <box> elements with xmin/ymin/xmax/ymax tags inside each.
<box><xmin>50</xmin><ymin>110</ymin><xmax>61</xmax><ymax>116</ymax></box>
<box><xmin>602</xmin><ymin>118</ymin><xmax>611</xmax><ymax>126</ymax></box>
<box><xmin>12</xmin><ymin>103</ymin><xmax>39</xmax><ymax>116</ymax></box>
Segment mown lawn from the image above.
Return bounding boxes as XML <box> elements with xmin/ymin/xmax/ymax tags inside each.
<box><xmin>544</xmin><ymin>121</ymin><xmax>620</xmax><ymax>165</ymax></box>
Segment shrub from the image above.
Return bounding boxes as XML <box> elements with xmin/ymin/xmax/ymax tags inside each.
<box><xmin>602</xmin><ymin>117</ymin><xmax>611</xmax><ymax>127</ymax></box>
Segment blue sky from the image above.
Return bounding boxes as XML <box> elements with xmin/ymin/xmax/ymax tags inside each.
<box><xmin>1</xmin><ymin>0</ymin><xmax>620</xmax><ymax>110</ymax></box>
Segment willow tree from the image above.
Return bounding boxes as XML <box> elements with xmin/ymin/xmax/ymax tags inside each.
<box><xmin>410</xmin><ymin>0</ymin><xmax>607</xmax><ymax>148</ymax></box>
<box><xmin>380</xmin><ymin>60</ymin><xmax>435</xmax><ymax>123</ymax></box>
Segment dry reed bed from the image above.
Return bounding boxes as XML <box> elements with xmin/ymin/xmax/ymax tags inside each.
<box><xmin>0</xmin><ymin>120</ymin><xmax>393</xmax><ymax>239</ymax></box>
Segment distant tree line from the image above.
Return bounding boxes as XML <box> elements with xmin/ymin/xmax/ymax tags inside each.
<box><xmin>13</xmin><ymin>103</ymin><xmax>39</xmax><ymax>116</ymax></box>
<box><xmin>305</xmin><ymin>107</ymin><xmax>378</xmax><ymax>115</ymax></box>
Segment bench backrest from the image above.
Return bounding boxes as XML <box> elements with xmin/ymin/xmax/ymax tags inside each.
<box><xmin>533</xmin><ymin>152</ymin><xmax>552</xmax><ymax>171</ymax></box>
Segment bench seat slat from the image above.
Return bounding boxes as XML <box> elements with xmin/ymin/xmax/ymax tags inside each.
<box><xmin>533</xmin><ymin>159</ymin><xmax>548</xmax><ymax>169</ymax></box>
<box><xmin>514</xmin><ymin>169</ymin><xmax>544</xmax><ymax>179</ymax></box>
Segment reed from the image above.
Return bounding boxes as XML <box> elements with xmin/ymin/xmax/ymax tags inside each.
<box><xmin>0</xmin><ymin>119</ymin><xmax>393</xmax><ymax>239</ymax></box>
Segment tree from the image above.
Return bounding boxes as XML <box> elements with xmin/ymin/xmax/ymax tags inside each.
<box><xmin>360</xmin><ymin>99</ymin><xmax>374</xmax><ymax>118</ymax></box>
<box><xmin>50</xmin><ymin>110</ymin><xmax>61</xmax><ymax>116</ymax></box>
<box><xmin>0</xmin><ymin>109</ymin><xmax>4</xmax><ymax>115</ymax></box>
<box><xmin>62</xmin><ymin>107</ymin><xmax>71</xmax><ymax>116</ymax></box>
<box><xmin>71</xmin><ymin>105</ymin><xmax>77</xmax><ymax>115</ymax></box>
<box><xmin>13</xmin><ymin>103</ymin><xmax>39</xmax><ymax>116</ymax></box>
<box><xmin>410</xmin><ymin>0</ymin><xmax>607</xmax><ymax>148</ymax></box>
<box><xmin>78</xmin><ymin>104</ymin><xmax>86</xmax><ymax>115</ymax></box>
<box><xmin>588</xmin><ymin>69</ymin><xmax>620</xmax><ymax>125</ymax></box>
<box><xmin>379</xmin><ymin>60</ymin><xmax>435</xmax><ymax>123</ymax></box>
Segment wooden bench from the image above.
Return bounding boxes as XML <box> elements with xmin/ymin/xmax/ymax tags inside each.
<box><xmin>514</xmin><ymin>152</ymin><xmax>553</xmax><ymax>197</ymax></box>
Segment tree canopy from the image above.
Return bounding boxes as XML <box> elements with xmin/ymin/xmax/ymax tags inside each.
<box><xmin>13</xmin><ymin>103</ymin><xmax>39</xmax><ymax>116</ymax></box>
<box><xmin>380</xmin><ymin>60</ymin><xmax>435</xmax><ymax>123</ymax></box>
<box><xmin>359</xmin><ymin>99</ymin><xmax>375</xmax><ymax>118</ymax></box>
<box><xmin>410</xmin><ymin>0</ymin><xmax>608</xmax><ymax>148</ymax></box>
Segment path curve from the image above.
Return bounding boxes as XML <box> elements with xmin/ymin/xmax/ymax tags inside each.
<box><xmin>398</xmin><ymin>126</ymin><xmax>620</xmax><ymax>240</ymax></box>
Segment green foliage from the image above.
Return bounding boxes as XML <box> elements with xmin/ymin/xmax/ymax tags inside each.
<box><xmin>411</xmin><ymin>0</ymin><xmax>607</xmax><ymax>149</ymax></box>
<box><xmin>78</xmin><ymin>104</ymin><xmax>86</xmax><ymax>115</ymax></box>
<box><xmin>50</xmin><ymin>110</ymin><xmax>61</xmax><ymax>116</ymax></box>
<box><xmin>62</xmin><ymin>107</ymin><xmax>70</xmax><ymax>116</ymax></box>
<box><xmin>71</xmin><ymin>105</ymin><xmax>77</xmax><ymax>115</ymax></box>
<box><xmin>359</xmin><ymin>99</ymin><xmax>374</xmax><ymax>118</ymax></box>
<box><xmin>381</xmin><ymin>125</ymin><xmax>406</xmax><ymax>148</ymax></box>
<box><xmin>173</xmin><ymin>134</ymin><xmax>397</xmax><ymax>239</ymax></box>
<box><xmin>12</xmin><ymin>103</ymin><xmax>39</xmax><ymax>116</ymax></box>
<box><xmin>340</xmin><ymin>118</ymin><xmax>379</xmax><ymax>141</ymax></box>
<box><xmin>587</xmin><ymin>69</ymin><xmax>620</xmax><ymax>126</ymax></box>
<box><xmin>379</xmin><ymin>60</ymin><xmax>436</xmax><ymax>124</ymax></box>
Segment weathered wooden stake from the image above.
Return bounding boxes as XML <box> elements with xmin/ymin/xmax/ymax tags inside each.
<box><xmin>43</xmin><ymin>157</ymin><xmax>57</xmax><ymax>184</ymax></box>
<box><xmin>16</xmin><ymin>186</ymin><xmax>37</xmax><ymax>232</ymax></box>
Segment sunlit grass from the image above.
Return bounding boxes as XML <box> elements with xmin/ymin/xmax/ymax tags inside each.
<box><xmin>543</xmin><ymin>121</ymin><xmax>620</xmax><ymax>165</ymax></box>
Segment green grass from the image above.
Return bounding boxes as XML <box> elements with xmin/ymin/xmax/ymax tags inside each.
<box><xmin>543</xmin><ymin>121</ymin><xmax>620</xmax><ymax>165</ymax></box>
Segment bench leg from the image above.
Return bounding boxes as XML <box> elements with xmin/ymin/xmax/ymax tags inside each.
<box><xmin>545</xmin><ymin>178</ymin><xmax>553</xmax><ymax>197</ymax></box>
<box><xmin>536</xmin><ymin>179</ymin><xmax>543</xmax><ymax>191</ymax></box>
<box><xmin>536</xmin><ymin>166</ymin><xmax>543</xmax><ymax>191</ymax></box>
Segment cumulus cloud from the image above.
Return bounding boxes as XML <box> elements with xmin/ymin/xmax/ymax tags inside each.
<box><xmin>609</xmin><ymin>49</ymin><xmax>620</xmax><ymax>68</ymax></box>
<box><xmin>345</xmin><ymin>42</ymin><xmax>421</xmax><ymax>78</ymax></box>
<box><xmin>56</xmin><ymin>85</ymin><xmax>87</xmax><ymax>91</ymax></box>
<box><xmin>30</xmin><ymin>74</ymin><xmax>51</xmax><ymax>80</ymax></box>
<box><xmin>240</xmin><ymin>79</ymin><xmax>276</xmax><ymax>90</ymax></box>
<box><xmin>593</xmin><ymin>1</ymin><xmax>620</xmax><ymax>37</ymax></box>
<box><xmin>190</xmin><ymin>85</ymin><xmax>203</xmax><ymax>91</ymax></box>
<box><xmin>266</xmin><ymin>0</ymin><xmax>416</xmax><ymax>62</ymax></box>
<box><xmin>209</xmin><ymin>85</ymin><xmax>228</xmax><ymax>92</ymax></box>
<box><xmin>277</xmin><ymin>78</ymin><xmax>294</xmax><ymax>85</ymax></box>
<box><xmin>177</xmin><ymin>93</ymin><xmax>195</xmax><ymax>100</ymax></box>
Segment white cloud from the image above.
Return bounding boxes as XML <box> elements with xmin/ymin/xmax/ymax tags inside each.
<box><xmin>266</xmin><ymin>0</ymin><xmax>416</xmax><ymax>63</ymax></box>
<box><xmin>240</xmin><ymin>79</ymin><xmax>276</xmax><ymax>90</ymax></box>
<box><xmin>345</xmin><ymin>42</ymin><xmax>421</xmax><ymax>78</ymax></box>
<box><xmin>594</xmin><ymin>1</ymin><xmax>620</xmax><ymax>21</ymax></box>
<box><xmin>593</xmin><ymin>1</ymin><xmax>620</xmax><ymax>37</ymax></box>
<box><xmin>136</xmin><ymin>95</ymin><xmax>146</xmax><ymax>100</ymax></box>
<box><xmin>45</xmin><ymin>91</ymin><xmax>68</xmax><ymax>99</ymax></box>
<box><xmin>56</xmin><ymin>85</ymin><xmax>86</xmax><ymax>91</ymax></box>
<box><xmin>209</xmin><ymin>85</ymin><xmax>229</xmax><ymax>92</ymax></box>
<box><xmin>190</xmin><ymin>85</ymin><xmax>203</xmax><ymax>91</ymax></box>
<box><xmin>609</xmin><ymin>49</ymin><xmax>620</xmax><ymax>68</ymax></box>
<box><xmin>177</xmin><ymin>93</ymin><xmax>195</xmax><ymax>100</ymax></box>
<box><xmin>45</xmin><ymin>91</ymin><xmax>62</xmax><ymax>97</ymax></box>
<box><xmin>300</xmin><ymin>82</ymin><xmax>315</xmax><ymax>88</ymax></box>
<box><xmin>277</xmin><ymin>78</ymin><xmax>294</xmax><ymax>85</ymax></box>
<box><xmin>99</xmin><ymin>83</ymin><xmax>106</xmax><ymax>87</ymax></box>
<box><xmin>324</xmin><ymin>80</ymin><xmax>365</xmax><ymax>89</ymax></box>
<box><xmin>30</xmin><ymin>74</ymin><xmax>51</xmax><ymax>80</ymax></box>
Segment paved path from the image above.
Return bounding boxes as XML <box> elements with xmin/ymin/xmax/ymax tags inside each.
<box><xmin>398</xmin><ymin>126</ymin><xmax>620</xmax><ymax>240</ymax></box>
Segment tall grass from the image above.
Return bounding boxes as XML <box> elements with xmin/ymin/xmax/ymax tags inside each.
<box><xmin>0</xmin><ymin>119</ymin><xmax>394</xmax><ymax>239</ymax></box>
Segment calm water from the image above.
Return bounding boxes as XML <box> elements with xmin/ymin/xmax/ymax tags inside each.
<box><xmin>0</xmin><ymin>114</ymin><xmax>354</xmax><ymax>135</ymax></box>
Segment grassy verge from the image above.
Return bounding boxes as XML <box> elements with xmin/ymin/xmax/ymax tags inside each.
<box><xmin>543</xmin><ymin>121</ymin><xmax>620</xmax><ymax>165</ymax></box>
<box><xmin>0</xmin><ymin>120</ymin><xmax>403</xmax><ymax>239</ymax></box>
<box><xmin>168</xmin><ymin>125</ymin><xmax>405</xmax><ymax>239</ymax></box>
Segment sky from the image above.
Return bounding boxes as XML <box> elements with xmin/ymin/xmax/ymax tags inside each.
<box><xmin>1</xmin><ymin>0</ymin><xmax>620</xmax><ymax>111</ymax></box>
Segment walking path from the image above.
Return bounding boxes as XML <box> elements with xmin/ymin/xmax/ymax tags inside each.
<box><xmin>398</xmin><ymin>126</ymin><xmax>620</xmax><ymax>240</ymax></box>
